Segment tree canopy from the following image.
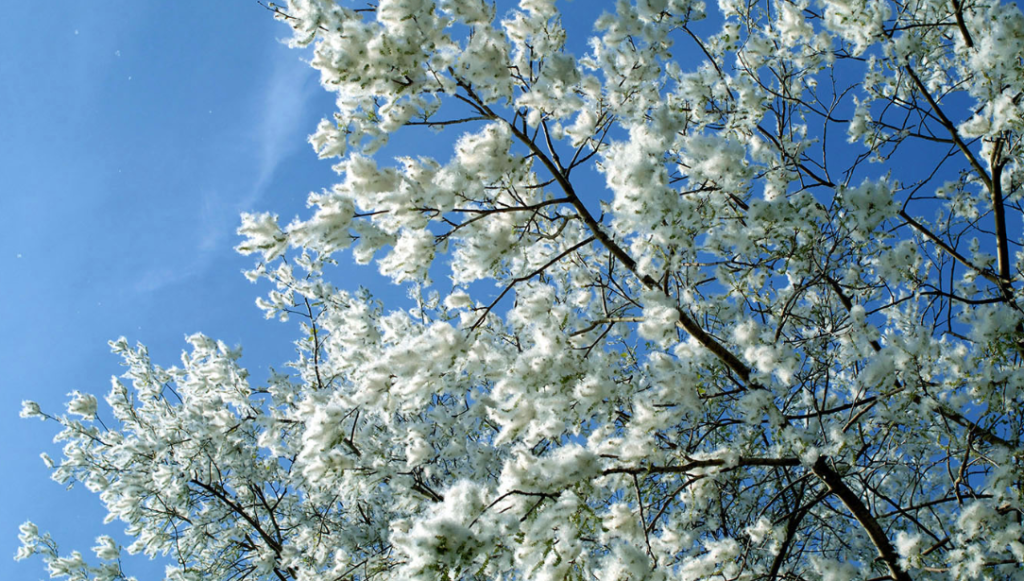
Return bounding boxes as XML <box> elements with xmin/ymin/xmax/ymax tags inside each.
<box><xmin>17</xmin><ymin>0</ymin><xmax>1024</xmax><ymax>579</ymax></box>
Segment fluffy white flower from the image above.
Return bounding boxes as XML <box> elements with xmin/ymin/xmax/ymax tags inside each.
<box><xmin>66</xmin><ymin>391</ymin><xmax>98</xmax><ymax>420</ymax></box>
<box><xmin>92</xmin><ymin>536</ymin><xmax>119</xmax><ymax>561</ymax></box>
<box><xmin>236</xmin><ymin>213</ymin><xmax>287</xmax><ymax>261</ymax></box>
<box><xmin>20</xmin><ymin>400</ymin><xmax>43</xmax><ymax>420</ymax></box>
<box><xmin>638</xmin><ymin>290</ymin><xmax>679</xmax><ymax>347</ymax></box>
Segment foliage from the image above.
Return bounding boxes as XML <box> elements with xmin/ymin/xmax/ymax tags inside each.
<box><xmin>17</xmin><ymin>0</ymin><xmax>1024</xmax><ymax>579</ymax></box>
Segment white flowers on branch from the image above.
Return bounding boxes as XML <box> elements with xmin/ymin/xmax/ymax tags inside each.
<box><xmin>17</xmin><ymin>0</ymin><xmax>1024</xmax><ymax>579</ymax></box>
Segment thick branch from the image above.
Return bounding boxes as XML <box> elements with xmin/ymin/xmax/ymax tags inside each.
<box><xmin>810</xmin><ymin>458</ymin><xmax>912</xmax><ymax>581</ymax></box>
<box><xmin>904</xmin><ymin>65</ymin><xmax>992</xmax><ymax>194</ymax></box>
<box><xmin>190</xmin><ymin>479</ymin><xmax>289</xmax><ymax>576</ymax></box>
<box><xmin>603</xmin><ymin>456</ymin><xmax>801</xmax><ymax>476</ymax></box>
<box><xmin>950</xmin><ymin>0</ymin><xmax>975</xmax><ymax>48</ymax></box>
<box><xmin>497</xmin><ymin>103</ymin><xmax>755</xmax><ymax>382</ymax></box>
<box><xmin>989</xmin><ymin>141</ymin><xmax>1012</xmax><ymax>297</ymax></box>
<box><xmin>898</xmin><ymin>209</ymin><xmax>1007</xmax><ymax>287</ymax></box>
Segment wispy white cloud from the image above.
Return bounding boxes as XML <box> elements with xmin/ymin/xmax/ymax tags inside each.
<box><xmin>249</xmin><ymin>48</ymin><xmax>321</xmax><ymax>203</ymax></box>
<box><xmin>134</xmin><ymin>264</ymin><xmax>201</xmax><ymax>294</ymax></box>
<box><xmin>200</xmin><ymin>47</ymin><xmax>320</xmax><ymax>254</ymax></box>
<box><xmin>135</xmin><ymin>46</ymin><xmax>319</xmax><ymax>294</ymax></box>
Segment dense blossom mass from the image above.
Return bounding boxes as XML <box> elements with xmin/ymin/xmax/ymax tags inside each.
<box><xmin>16</xmin><ymin>0</ymin><xmax>1024</xmax><ymax>579</ymax></box>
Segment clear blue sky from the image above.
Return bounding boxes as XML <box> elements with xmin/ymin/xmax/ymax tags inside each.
<box><xmin>0</xmin><ymin>2</ymin><xmax>361</xmax><ymax>578</ymax></box>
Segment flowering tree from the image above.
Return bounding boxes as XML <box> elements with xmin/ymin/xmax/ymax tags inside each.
<box><xmin>17</xmin><ymin>0</ymin><xmax>1024</xmax><ymax>579</ymax></box>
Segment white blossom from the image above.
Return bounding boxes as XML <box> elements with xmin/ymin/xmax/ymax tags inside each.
<box><xmin>66</xmin><ymin>391</ymin><xmax>97</xmax><ymax>420</ymax></box>
<box><xmin>20</xmin><ymin>400</ymin><xmax>43</xmax><ymax>419</ymax></box>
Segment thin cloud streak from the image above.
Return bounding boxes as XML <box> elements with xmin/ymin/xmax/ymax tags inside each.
<box><xmin>249</xmin><ymin>49</ymin><xmax>321</xmax><ymax>204</ymax></box>
<box><xmin>135</xmin><ymin>47</ymin><xmax>318</xmax><ymax>294</ymax></box>
<box><xmin>203</xmin><ymin>46</ymin><xmax>320</xmax><ymax>253</ymax></box>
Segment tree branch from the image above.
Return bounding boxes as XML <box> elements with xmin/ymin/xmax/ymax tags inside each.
<box><xmin>810</xmin><ymin>458</ymin><xmax>912</xmax><ymax>581</ymax></box>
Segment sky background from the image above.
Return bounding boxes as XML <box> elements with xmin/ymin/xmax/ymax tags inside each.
<box><xmin>0</xmin><ymin>2</ymin><xmax>364</xmax><ymax>578</ymax></box>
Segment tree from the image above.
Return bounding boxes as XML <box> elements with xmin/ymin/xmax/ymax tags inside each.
<box><xmin>16</xmin><ymin>0</ymin><xmax>1024</xmax><ymax>579</ymax></box>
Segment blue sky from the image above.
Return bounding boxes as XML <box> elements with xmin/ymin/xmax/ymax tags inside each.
<box><xmin>0</xmin><ymin>2</ymin><xmax>353</xmax><ymax>578</ymax></box>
